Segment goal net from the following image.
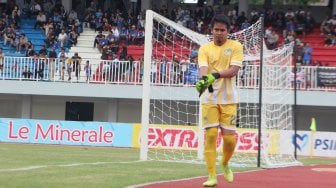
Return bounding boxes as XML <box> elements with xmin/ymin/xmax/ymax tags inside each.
<box><xmin>140</xmin><ymin>10</ymin><xmax>301</xmax><ymax>168</ymax></box>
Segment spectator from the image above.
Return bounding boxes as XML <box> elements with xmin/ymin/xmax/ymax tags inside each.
<box><xmin>17</xmin><ymin>34</ymin><xmax>29</xmax><ymax>53</ymax></box>
<box><xmin>284</xmin><ymin>30</ymin><xmax>296</xmax><ymax>44</ymax></box>
<box><xmin>58</xmin><ymin>48</ymin><xmax>68</xmax><ymax>80</ymax></box>
<box><xmin>84</xmin><ymin>60</ymin><xmax>91</xmax><ymax>82</ymax></box>
<box><xmin>106</xmin><ymin>30</ymin><xmax>115</xmax><ymax>44</ymax></box>
<box><xmin>236</xmin><ymin>11</ymin><xmax>247</xmax><ymax>27</ymax></box>
<box><xmin>38</xmin><ymin>45</ymin><xmax>48</xmax><ymax>56</ymax></box>
<box><xmin>45</xmin><ymin>27</ymin><xmax>55</xmax><ymax>48</ymax></box>
<box><xmin>102</xmin><ymin>61</ymin><xmax>111</xmax><ymax>81</ymax></box>
<box><xmin>68</xmin><ymin>10</ymin><xmax>78</xmax><ymax>23</ymax></box>
<box><xmin>35</xmin><ymin>54</ymin><xmax>45</xmax><ymax>79</ymax></box>
<box><xmin>22</xmin><ymin>65</ymin><xmax>33</xmax><ymax>79</ymax></box>
<box><xmin>305</xmin><ymin>11</ymin><xmax>315</xmax><ymax>34</ymax></box>
<box><xmin>48</xmin><ymin>47</ymin><xmax>57</xmax><ymax>80</ymax></box>
<box><xmin>58</xmin><ymin>29</ymin><xmax>68</xmax><ymax>47</ymax></box>
<box><xmin>43</xmin><ymin>0</ymin><xmax>54</xmax><ymax>17</ymax></box>
<box><xmin>68</xmin><ymin>30</ymin><xmax>78</xmax><ymax>46</ymax></box>
<box><xmin>111</xmin><ymin>25</ymin><xmax>120</xmax><ymax>44</ymax></box>
<box><xmin>25</xmin><ymin>46</ymin><xmax>35</xmax><ymax>57</ymax></box>
<box><xmin>284</xmin><ymin>20</ymin><xmax>296</xmax><ymax>37</ymax></box>
<box><xmin>103</xmin><ymin>20</ymin><xmax>112</xmax><ymax>31</ymax></box>
<box><xmin>11</xmin><ymin>62</ymin><xmax>19</xmax><ymax>78</ymax></box>
<box><xmin>150</xmin><ymin>59</ymin><xmax>157</xmax><ymax>83</ymax></box>
<box><xmin>266</xmin><ymin>30</ymin><xmax>279</xmax><ymax>50</ymax></box>
<box><xmin>93</xmin><ymin>31</ymin><xmax>104</xmax><ymax>48</ymax></box>
<box><xmin>119</xmin><ymin>45</ymin><xmax>128</xmax><ymax>60</ymax></box>
<box><xmin>95</xmin><ymin>17</ymin><xmax>103</xmax><ymax>32</ymax></box>
<box><xmin>295</xmin><ymin>55</ymin><xmax>303</xmax><ymax>67</ymax></box>
<box><xmin>294</xmin><ymin>43</ymin><xmax>304</xmax><ymax>61</ymax></box>
<box><xmin>196</xmin><ymin>18</ymin><xmax>204</xmax><ymax>33</ymax></box>
<box><xmin>31</xmin><ymin>1</ymin><xmax>41</xmax><ymax>16</ymax></box>
<box><xmin>240</xmin><ymin>19</ymin><xmax>251</xmax><ymax>30</ymax></box>
<box><xmin>135</xmin><ymin>27</ymin><xmax>144</xmax><ymax>45</ymax></box>
<box><xmin>112</xmin><ymin>55</ymin><xmax>120</xmax><ymax>82</ymax></box>
<box><xmin>87</xmin><ymin>1</ymin><xmax>97</xmax><ymax>14</ymax></box>
<box><xmin>324</xmin><ymin>34</ymin><xmax>333</xmax><ymax>46</ymax></box>
<box><xmin>0</xmin><ymin>48</ymin><xmax>3</xmax><ymax>74</ymax></box>
<box><xmin>171</xmin><ymin>55</ymin><xmax>180</xmax><ymax>84</ymax></box>
<box><xmin>11</xmin><ymin>8</ymin><xmax>20</xmax><ymax>27</ymax></box>
<box><xmin>97</xmin><ymin>35</ymin><xmax>109</xmax><ymax>53</ymax></box>
<box><xmin>34</xmin><ymin>11</ymin><xmax>46</xmax><ymax>29</ymax></box>
<box><xmin>129</xmin><ymin>25</ymin><xmax>138</xmax><ymax>45</ymax></box>
<box><xmin>302</xmin><ymin>43</ymin><xmax>313</xmax><ymax>65</ymax></box>
<box><xmin>119</xmin><ymin>26</ymin><xmax>129</xmax><ymax>45</ymax></box>
<box><xmin>71</xmin><ymin>52</ymin><xmax>82</xmax><ymax>81</ymax></box>
<box><xmin>190</xmin><ymin>44</ymin><xmax>199</xmax><ymax>60</ymax></box>
<box><xmin>43</xmin><ymin>18</ymin><xmax>54</xmax><ymax>36</ymax></box>
<box><xmin>3</xmin><ymin>26</ymin><xmax>15</xmax><ymax>46</ymax></box>
<box><xmin>179</xmin><ymin>58</ymin><xmax>188</xmax><ymax>85</ymax></box>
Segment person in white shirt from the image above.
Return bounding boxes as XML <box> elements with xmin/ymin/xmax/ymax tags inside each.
<box><xmin>57</xmin><ymin>48</ymin><xmax>68</xmax><ymax>80</ymax></box>
<box><xmin>58</xmin><ymin>29</ymin><xmax>68</xmax><ymax>47</ymax></box>
<box><xmin>17</xmin><ymin>34</ymin><xmax>29</xmax><ymax>53</ymax></box>
<box><xmin>34</xmin><ymin>11</ymin><xmax>46</xmax><ymax>29</ymax></box>
<box><xmin>68</xmin><ymin>10</ymin><xmax>78</xmax><ymax>23</ymax></box>
<box><xmin>111</xmin><ymin>26</ymin><xmax>120</xmax><ymax>44</ymax></box>
<box><xmin>31</xmin><ymin>2</ymin><xmax>41</xmax><ymax>15</ymax></box>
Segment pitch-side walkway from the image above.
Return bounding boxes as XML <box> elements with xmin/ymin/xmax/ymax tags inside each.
<box><xmin>132</xmin><ymin>164</ymin><xmax>336</xmax><ymax>188</ymax></box>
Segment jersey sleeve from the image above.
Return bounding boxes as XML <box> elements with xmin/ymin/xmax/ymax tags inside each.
<box><xmin>198</xmin><ymin>45</ymin><xmax>208</xmax><ymax>67</ymax></box>
<box><xmin>230</xmin><ymin>42</ymin><xmax>244</xmax><ymax>67</ymax></box>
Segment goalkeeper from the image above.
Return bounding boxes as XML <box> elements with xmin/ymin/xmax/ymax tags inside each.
<box><xmin>196</xmin><ymin>14</ymin><xmax>243</xmax><ymax>187</ymax></box>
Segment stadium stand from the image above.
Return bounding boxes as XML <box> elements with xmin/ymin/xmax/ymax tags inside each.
<box><xmin>298</xmin><ymin>27</ymin><xmax>336</xmax><ymax>66</ymax></box>
<box><xmin>68</xmin><ymin>28</ymin><xmax>101</xmax><ymax>59</ymax></box>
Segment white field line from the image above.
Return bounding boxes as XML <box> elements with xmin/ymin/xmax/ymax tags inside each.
<box><xmin>127</xmin><ymin>169</ymin><xmax>264</xmax><ymax>188</ymax></box>
<box><xmin>0</xmin><ymin>160</ymin><xmax>143</xmax><ymax>172</ymax></box>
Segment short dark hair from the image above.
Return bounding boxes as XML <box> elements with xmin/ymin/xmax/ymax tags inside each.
<box><xmin>211</xmin><ymin>14</ymin><xmax>231</xmax><ymax>29</ymax></box>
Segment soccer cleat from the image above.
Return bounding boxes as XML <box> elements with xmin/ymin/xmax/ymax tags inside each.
<box><xmin>223</xmin><ymin>164</ymin><xmax>234</xmax><ymax>183</ymax></box>
<box><xmin>203</xmin><ymin>176</ymin><xmax>217</xmax><ymax>187</ymax></box>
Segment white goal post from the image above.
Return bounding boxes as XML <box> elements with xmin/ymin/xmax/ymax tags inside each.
<box><xmin>140</xmin><ymin>10</ymin><xmax>301</xmax><ymax>168</ymax></box>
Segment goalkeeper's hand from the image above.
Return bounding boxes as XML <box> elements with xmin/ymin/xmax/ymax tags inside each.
<box><xmin>196</xmin><ymin>73</ymin><xmax>220</xmax><ymax>97</ymax></box>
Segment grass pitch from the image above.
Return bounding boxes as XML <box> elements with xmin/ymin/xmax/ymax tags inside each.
<box><xmin>0</xmin><ymin>143</ymin><xmax>335</xmax><ymax>188</ymax></box>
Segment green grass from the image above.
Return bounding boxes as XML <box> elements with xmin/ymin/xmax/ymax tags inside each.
<box><xmin>0</xmin><ymin>143</ymin><xmax>335</xmax><ymax>188</ymax></box>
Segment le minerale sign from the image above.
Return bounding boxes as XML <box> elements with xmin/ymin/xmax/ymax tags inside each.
<box><xmin>8</xmin><ymin>121</ymin><xmax>113</xmax><ymax>143</ymax></box>
<box><xmin>0</xmin><ymin>118</ymin><xmax>133</xmax><ymax>147</ymax></box>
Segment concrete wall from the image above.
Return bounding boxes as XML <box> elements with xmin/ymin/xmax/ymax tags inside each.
<box><xmin>1</xmin><ymin>93</ymin><xmax>336</xmax><ymax>131</ymax></box>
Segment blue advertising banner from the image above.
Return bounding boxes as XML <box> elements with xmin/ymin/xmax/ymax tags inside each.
<box><xmin>0</xmin><ymin>118</ymin><xmax>133</xmax><ymax>147</ymax></box>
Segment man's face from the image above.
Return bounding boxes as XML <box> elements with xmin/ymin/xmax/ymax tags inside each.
<box><xmin>211</xmin><ymin>22</ymin><xmax>228</xmax><ymax>45</ymax></box>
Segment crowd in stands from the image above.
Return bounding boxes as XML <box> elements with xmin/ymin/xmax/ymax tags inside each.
<box><xmin>1</xmin><ymin>1</ymin><xmax>336</xmax><ymax>84</ymax></box>
<box><xmin>321</xmin><ymin>14</ymin><xmax>336</xmax><ymax>46</ymax></box>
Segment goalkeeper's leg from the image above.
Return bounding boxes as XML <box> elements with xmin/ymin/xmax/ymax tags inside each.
<box><xmin>219</xmin><ymin>104</ymin><xmax>238</xmax><ymax>183</ymax></box>
<box><xmin>221</xmin><ymin>133</ymin><xmax>236</xmax><ymax>183</ymax></box>
<box><xmin>203</xmin><ymin>127</ymin><xmax>219</xmax><ymax>187</ymax></box>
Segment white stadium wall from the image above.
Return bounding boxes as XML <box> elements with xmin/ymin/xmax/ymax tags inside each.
<box><xmin>1</xmin><ymin>81</ymin><xmax>336</xmax><ymax>131</ymax></box>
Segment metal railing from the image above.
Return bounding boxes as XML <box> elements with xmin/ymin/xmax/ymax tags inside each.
<box><xmin>0</xmin><ymin>56</ymin><xmax>335</xmax><ymax>91</ymax></box>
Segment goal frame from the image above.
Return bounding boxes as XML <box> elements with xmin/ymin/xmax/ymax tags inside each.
<box><xmin>140</xmin><ymin>10</ymin><xmax>300</xmax><ymax>168</ymax></box>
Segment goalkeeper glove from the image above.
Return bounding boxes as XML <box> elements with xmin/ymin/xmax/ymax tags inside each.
<box><xmin>196</xmin><ymin>73</ymin><xmax>220</xmax><ymax>97</ymax></box>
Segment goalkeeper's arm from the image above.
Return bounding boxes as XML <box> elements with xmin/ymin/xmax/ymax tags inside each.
<box><xmin>196</xmin><ymin>65</ymin><xmax>241</xmax><ymax>96</ymax></box>
<box><xmin>199</xmin><ymin>65</ymin><xmax>241</xmax><ymax>79</ymax></box>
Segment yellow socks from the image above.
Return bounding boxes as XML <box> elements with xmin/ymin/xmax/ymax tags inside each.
<box><xmin>222</xmin><ymin>134</ymin><xmax>236</xmax><ymax>165</ymax></box>
<box><xmin>204</xmin><ymin>127</ymin><xmax>218</xmax><ymax>177</ymax></box>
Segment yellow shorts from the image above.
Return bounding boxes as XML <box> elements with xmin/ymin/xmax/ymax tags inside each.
<box><xmin>202</xmin><ymin>104</ymin><xmax>237</xmax><ymax>130</ymax></box>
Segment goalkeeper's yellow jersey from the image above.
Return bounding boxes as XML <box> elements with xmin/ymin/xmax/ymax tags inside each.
<box><xmin>198</xmin><ymin>39</ymin><xmax>243</xmax><ymax>104</ymax></box>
